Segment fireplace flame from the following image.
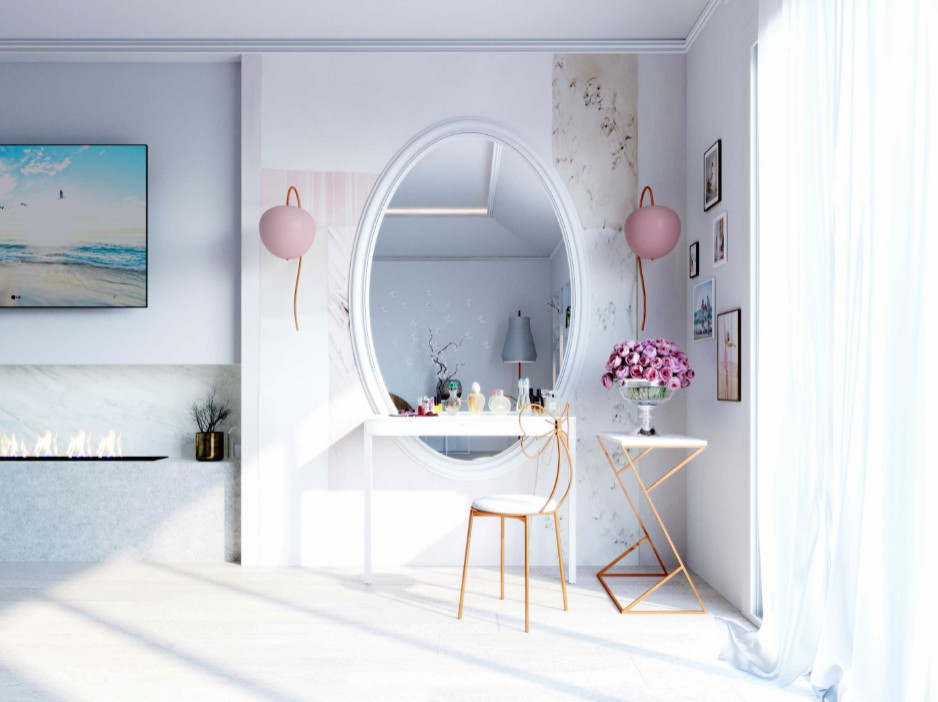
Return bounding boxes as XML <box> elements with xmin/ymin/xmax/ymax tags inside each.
<box><xmin>1</xmin><ymin>429</ymin><xmax>123</xmax><ymax>459</ymax></box>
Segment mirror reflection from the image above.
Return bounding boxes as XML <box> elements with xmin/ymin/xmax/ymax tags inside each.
<box><xmin>369</xmin><ymin>135</ymin><xmax>572</xmax><ymax>459</ymax></box>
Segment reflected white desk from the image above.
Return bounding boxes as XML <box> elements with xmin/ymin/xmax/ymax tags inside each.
<box><xmin>363</xmin><ymin>413</ymin><xmax>577</xmax><ymax>585</ymax></box>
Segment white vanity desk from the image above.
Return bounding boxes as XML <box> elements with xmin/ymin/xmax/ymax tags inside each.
<box><xmin>362</xmin><ymin>413</ymin><xmax>577</xmax><ymax>585</ymax></box>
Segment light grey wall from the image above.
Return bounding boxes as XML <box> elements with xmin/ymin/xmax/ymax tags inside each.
<box><xmin>0</xmin><ymin>61</ymin><xmax>241</xmax><ymax>364</ymax></box>
<box><xmin>370</xmin><ymin>258</ymin><xmax>553</xmax><ymax>405</ymax></box>
<box><xmin>685</xmin><ymin>0</ymin><xmax>758</xmax><ymax>615</ymax></box>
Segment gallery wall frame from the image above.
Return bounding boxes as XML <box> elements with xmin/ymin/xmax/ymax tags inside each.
<box><xmin>717</xmin><ymin>308</ymin><xmax>741</xmax><ymax>401</ymax></box>
<box><xmin>704</xmin><ymin>138</ymin><xmax>721</xmax><ymax>211</ymax></box>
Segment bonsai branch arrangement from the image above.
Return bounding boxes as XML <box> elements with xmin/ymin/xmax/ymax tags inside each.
<box><xmin>190</xmin><ymin>390</ymin><xmax>232</xmax><ymax>461</ymax></box>
<box><xmin>428</xmin><ymin>327</ymin><xmax>465</xmax><ymax>399</ymax></box>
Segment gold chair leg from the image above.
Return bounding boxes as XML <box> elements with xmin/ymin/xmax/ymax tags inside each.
<box><xmin>457</xmin><ymin>510</ymin><xmax>475</xmax><ymax>619</ymax></box>
<box><xmin>524</xmin><ymin>515</ymin><xmax>530</xmax><ymax>633</ymax></box>
<box><xmin>553</xmin><ymin>511</ymin><xmax>568</xmax><ymax>611</ymax></box>
<box><xmin>500</xmin><ymin>517</ymin><xmax>505</xmax><ymax>600</ymax></box>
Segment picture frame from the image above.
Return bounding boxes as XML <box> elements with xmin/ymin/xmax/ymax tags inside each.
<box><xmin>689</xmin><ymin>241</ymin><xmax>699</xmax><ymax>278</ymax></box>
<box><xmin>717</xmin><ymin>309</ymin><xmax>741</xmax><ymax>401</ymax></box>
<box><xmin>704</xmin><ymin>139</ymin><xmax>722</xmax><ymax>211</ymax></box>
<box><xmin>0</xmin><ymin>144</ymin><xmax>148</xmax><ymax>308</ymax></box>
<box><xmin>712</xmin><ymin>212</ymin><xmax>728</xmax><ymax>267</ymax></box>
<box><xmin>692</xmin><ymin>278</ymin><xmax>714</xmax><ymax>341</ymax></box>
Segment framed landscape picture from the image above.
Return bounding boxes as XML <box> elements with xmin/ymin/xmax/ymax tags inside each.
<box><xmin>0</xmin><ymin>144</ymin><xmax>147</xmax><ymax>308</ymax></box>
<box><xmin>717</xmin><ymin>309</ymin><xmax>741</xmax><ymax>401</ymax></box>
<box><xmin>693</xmin><ymin>278</ymin><xmax>714</xmax><ymax>341</ymax></box>
<box><xmin>713</xmin><ymin>212</ymin><xmax>728</xmax><ymax>267</ymax></box>
<box><xmin>704</xmin><ymin>139</ymin><xmax>721</xmax><ymax>211</ymax></box>
<box><xmin>689</xmin><ymin>241</ymin><xmax>699</xmax><ymax>278</ymax></box>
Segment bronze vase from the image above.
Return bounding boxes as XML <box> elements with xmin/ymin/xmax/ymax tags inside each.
<box><xmin>196</xmin><ymin>432</ymin><xmax>224</xmax><ymax>461</ymax></box>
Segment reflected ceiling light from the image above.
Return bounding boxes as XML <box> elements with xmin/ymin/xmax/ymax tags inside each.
<box><xmin>259</xmin><ymin>186</ymin><xmax>317</xmax><ymax>331</ymax></box>
<box><xmin>384</xmin><ymin>207</ymin><xmax>489</xmax><ymax>216</ymax></box>
<box><xmin>624</xmin><ymin>186</ymin><xmax>681</xmax><ymax>332</ymax></box>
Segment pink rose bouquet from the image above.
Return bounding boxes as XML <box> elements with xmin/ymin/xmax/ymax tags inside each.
<box><xmin>602</xmin><ymin>339</ymin><xmax>694</xmax><ymax>389</ymax></box>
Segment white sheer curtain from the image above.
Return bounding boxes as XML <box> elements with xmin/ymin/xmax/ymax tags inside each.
<box><xmin>721</xmin><ymin>1</ymin><xmax>936</xmax><ymax>700</ymax></box>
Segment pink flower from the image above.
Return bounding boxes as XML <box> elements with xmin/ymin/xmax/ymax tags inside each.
<box><xmin>602</xmin><ymin>373</ymin><xmax>614</xmax><ymax>389</ymax></box>
<box><xmin>668</xmin><ymin>357</ymin><xmax>682</xmax><ymax>373</ymax></box>
<box><xmin>651</xmin><ymin>357</ymin><xmax>663</xmax><ymax>370</ymax></box>
<box><xmin>630</xmin><ymin>365</ymin><xmax>644</xmax><ymax>379</ymax></box>
<box><xmin>659</xmin><ymin>367</ymin><xmax>672</xmax><ymax>381</ymax></box>
<box><xmin>607</xmin><ymin>354</ymin><xmax>622</xmax><ymax>371</ymax></box>
<box><xmin>627</xmin><ymin>352</ymin><xmax>641</xmax><ymax>366</ymax></box>
<box><xmin>681</xmin><ymin>377</ymin><xmax>691</xmax><ymax>389</ymax></box>
<box><xmin>677</xmin><ymin>352</ymin><xmax>687</xmax><ymax>362</ymax></box>
<box><xmin>614</xmin><ymin>343</ymin><xmax>626</xmax><ymax>356</ymax></box>
<box><xmin>667</xmin><ymin>376</ymin><xmax>681</xmax><ymax>390</ymax></box>
<box><xmin>615</xmin><ymin>365</ymin><xmax>630</xmax><ymax>379</ymax></box>
<box><xmin>686</xmin><ymin>368</ymin><xmax>695</xmax><ymax>380</ymax></box>
<box><xmin>643</xmin><ymin>366</ymin><xmax>658</xmax><ymax>383</ymax></box>
<box><xmin>643</xmin><ymin>346</ymin><xmax>657</xmax><ymax>359</ymax></box>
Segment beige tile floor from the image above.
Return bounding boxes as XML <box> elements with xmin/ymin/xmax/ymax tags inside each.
<box><xmin>0</xmin><ymin>563</ymin><xmax>813</xmax><ymax>701</ymax></box>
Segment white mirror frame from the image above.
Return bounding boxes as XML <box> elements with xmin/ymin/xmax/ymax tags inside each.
<box><xmin>350</xmin><ymin>118</ymin><xmax>589</xmax><ymax>479</ymax></box>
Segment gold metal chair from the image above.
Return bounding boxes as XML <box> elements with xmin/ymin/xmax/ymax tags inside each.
<box><xmin>457</xmin><ymin>404</ymin><xmax>572</xmax><ymax>632</ymax></box>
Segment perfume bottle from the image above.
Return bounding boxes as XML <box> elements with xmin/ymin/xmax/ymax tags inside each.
<box><xmin>467</xmin><ymin>382</ymin><xmax>485</xmax><ymax>414</ymax></box>
<box><xmin>517</xmin><ymin>377</ymin><xmax>529</xmax><ymax>413</ymax></box>
<box><xmin>488</xmin><ymin>389</ymin><xmax>511</xmax><ymax>415</ymax></box>
<box><xmin>445</xmin><ymin>381</ymin><xmax>461</xmax><ymax>415</ymax></box>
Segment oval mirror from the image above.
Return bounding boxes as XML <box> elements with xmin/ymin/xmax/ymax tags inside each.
<box><xmin>351</xmin><ymin>120</ymin><xmax>588</xmax><ymax>478</ymax></box>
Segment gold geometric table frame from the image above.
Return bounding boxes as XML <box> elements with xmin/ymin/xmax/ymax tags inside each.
<box><xmin>596</xmin><ymin>433</ymin><xmax>707</xmax><ymax>614</ymax></box>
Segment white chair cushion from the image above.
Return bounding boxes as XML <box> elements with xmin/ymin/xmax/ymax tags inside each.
<box><xmin>472</xmin><ymin>494</ymin><xmax>558</xmax><ymax>516</ymax></box>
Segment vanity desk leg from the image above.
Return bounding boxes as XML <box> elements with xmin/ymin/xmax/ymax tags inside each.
<box><xmin>569</xmin><ymin>419</ymin><xmax>577</xmax><ymax>584</ymax></box>
<box><xmin>363</xmin><ymin>426</ymin><xmax>373</xmax><ymax>585</ymax></box>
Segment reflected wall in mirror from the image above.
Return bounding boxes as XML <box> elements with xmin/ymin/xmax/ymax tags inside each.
<box><xmin>368</xmin><ymin>135</ymin><xmax>573</xmax><ymax>460</ymax></box>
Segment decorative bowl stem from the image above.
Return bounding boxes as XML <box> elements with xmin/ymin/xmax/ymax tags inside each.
<box><xmin>618</xmin><ymin>382</ymin><xmax>675</xmax><ymax>436</ymax></box>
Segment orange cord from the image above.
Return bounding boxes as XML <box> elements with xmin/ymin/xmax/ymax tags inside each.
<box><xmin>287</xmin><ymin>185</ymin><xmax>302</xmax><ymax>331</ymax></box>
<box><xmin>636</xmin><ymin>186</ymin><xmax>653</xmax><ymax>332</ymax></box>
<box><xmin>638</xmin><ymin>257</ymin><xmax>646</xmax><ymax>331</ymax></box>
<box><xmin>293</xmin><ymin>256</ymin><xmax>303</xmax><ymax>332</ymax></box>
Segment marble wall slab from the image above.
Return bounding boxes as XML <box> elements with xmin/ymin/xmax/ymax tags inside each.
<box><xmin>0</xmin><ymin>459</ymin><xmax>239</xmax><ymax>562</ymax></box>
<box><xmin>0</xmin><ymin>365</ymin><xmax>241</xmax><ymax>459</ymax></box>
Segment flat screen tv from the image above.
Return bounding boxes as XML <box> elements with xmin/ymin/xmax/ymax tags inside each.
<box><xmin>0</xmin><ymin>144</ymin><xmax>147</xmax><ymax>308</ymax></box>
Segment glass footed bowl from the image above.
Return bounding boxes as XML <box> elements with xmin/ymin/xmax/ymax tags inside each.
<box><xmin>618</xmin><ymin>381</ymin><xmax>676</xmax><ymax>436</ymax></box>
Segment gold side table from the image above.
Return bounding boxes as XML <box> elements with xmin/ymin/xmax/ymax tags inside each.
<box><xmin>596</xmin><ymin>433</ymin><xmax>708</xmax><ymax>614</ymax></box>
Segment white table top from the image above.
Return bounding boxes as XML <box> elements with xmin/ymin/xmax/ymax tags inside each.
<box><xmin>364</xmin><ymin>413</ymin><xmax>575</xmax><ymax>437</ymax></box>
<box><xmin>598</xmin><ymin>432</ymin><xmax>707</xmax><ymax>449</ymax></box>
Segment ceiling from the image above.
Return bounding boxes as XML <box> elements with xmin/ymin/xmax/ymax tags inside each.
<box><xmin>375</xmin><ymin>135</ymin><xmax>563</xmax><ymax>259</ymax></box>
<box><xmin>0</xmin><ymin>1</ymin><xmax>716</xmax><ymax>49</ymax></box>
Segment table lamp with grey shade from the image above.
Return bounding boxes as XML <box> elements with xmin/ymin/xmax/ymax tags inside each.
<box><xmin>502</xmin><ymin>310</ymin><xmax>537</xmax><ymax>380</ymax></box>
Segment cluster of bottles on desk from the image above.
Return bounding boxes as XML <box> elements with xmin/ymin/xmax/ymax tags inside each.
<box><xmin>434</xmin><ymin>379</ymin><xmax>555</xmax><ymax>416</ymax></box>
<box><xmin>516</xmin><ymin>378</ymin><xmax>555</xmax><ymax>415</ymax></box>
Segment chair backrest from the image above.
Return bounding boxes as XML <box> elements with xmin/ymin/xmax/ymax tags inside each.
<box><xmin>518</xmin><ymin>403</ymin><xmax>573</xmax><ymax>514</ymax></box>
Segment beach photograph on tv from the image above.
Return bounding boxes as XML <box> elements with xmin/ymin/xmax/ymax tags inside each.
<box><xmin>0</xmin><ymin>144</ymin><xmax>147</xmax><ymax>308</ymax></box>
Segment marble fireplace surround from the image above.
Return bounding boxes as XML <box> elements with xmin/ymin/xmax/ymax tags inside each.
<box><xmin>0</xmin><ymin>365</ymin><xmax>241</xmax><ymax>562</ymax></box>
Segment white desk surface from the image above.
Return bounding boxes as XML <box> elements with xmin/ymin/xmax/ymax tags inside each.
<box><xmin>598</xmin><ymin>432</ymin><xmax>707</xmax><ymax>449</ymax></box>
<box><xmin>364</xmin><ymin>413</ymin><xmax>574</xmax><ymax>437</ymax></box>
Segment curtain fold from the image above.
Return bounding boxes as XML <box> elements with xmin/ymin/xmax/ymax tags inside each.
<box><xmin>724</xmin><ymin>1</ymin><xmax>936</xmax><ymax>700</ymax></box>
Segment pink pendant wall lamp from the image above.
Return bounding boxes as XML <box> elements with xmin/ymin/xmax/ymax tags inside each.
<box><xmin>624</xmin><ymin>186</ymin><xmax>681</xmax><ymax>331</ymax></box>
<box><xmin>259</xmin><ymin>186</ymin><xmax>317</xmax><ymax>331</ymax></box>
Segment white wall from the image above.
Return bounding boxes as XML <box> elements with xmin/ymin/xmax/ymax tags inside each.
<box><xmin>245</xmin><ymin>52</ymin><xmax>690</xmax><ymax>570</ymax></box>
<box><xmin>685</xmin><ymin>0</ymin><xmax>758</xmax><ymax>615</ymax></box>
<box><xmin>635</xmin><ymin>52</ymin><xmax>690</xmax><ymax>564</ymax></box>
<box><xmin>0</xmin><ymin>62</ymin><xmax>241</xmax><ymax>364</ymax></box>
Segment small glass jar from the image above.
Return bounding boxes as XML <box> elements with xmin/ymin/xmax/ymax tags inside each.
<box><xmin>488</xmin><ymin>389</ymin><xmax>511</xmax><ymax>415</ymax></box>
<box><xmin>444</xmin><ymin>382</ymin><xmax>461</xmax><ymax>415</ymax></box>
<box><xmin>467</xmin><ymin>382</ymin><xmax>485</xmax><ymax>414</ymax></box>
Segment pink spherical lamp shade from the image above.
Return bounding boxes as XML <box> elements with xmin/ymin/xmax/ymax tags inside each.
<box><xmin>624</xmin><ymin>191</ymin><xmax>681</xmax><ymax>260</ymax></box>
<box><xmin>259</xmin><ymin>186</ymin><xmax>317</xmax><ymax>332</ymax></box>
<box><xmin>624</xmin><ymin>186</ymin><xmax>682</xmax><ymax>333</ymax></box>
<box><xmin>259</xmin><ymin>204</ymin><xmax>316</xmax><ymax>260</ymax></box>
